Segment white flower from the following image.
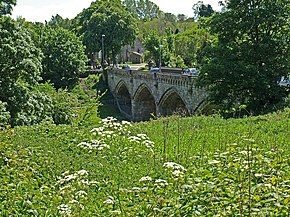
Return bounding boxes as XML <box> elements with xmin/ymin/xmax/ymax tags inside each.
<box><xmin>58</xmin><ymin>204</ymin><xmax>72</xmax><ymax>216</ymax></box>
<box><xmin>154</xmin><ymin>179</ymin><xmax>168</xmax><ymax>188</ymax></box>
<box><xmin>69</xmin><ymin>200</ymin><xmax>79</xmax><ymax>204</ymax></box>
<box><xmin>103</xmin><ymin>198</ymin><xmax>114</xmax><ymax>205</ymax></box>
<box><xmin>163</xmin><ymin>162</ymin><xmax>186</xmax><ymax>172</ymax></box>
<box><xmin>128</xmin><ymin>136</ymin><xmax>141</xmax><ymax>143</ymax></box>
<box><xmin>64</xmin><ymin>174</ymin><xmax>77</xmax><ymax>182</ymax></box>
<box><xmin>121</xmin><ymin>120</ymin><xmax>131</xmax><ymax>126</ymax></box>
<box><xmin>139</xmin><ymin>176</ymin><xmax>152</xmax><ymax>182</ymax></box>
<box><xmin>208</xmin><ymin>160</ymin><xmax>221</xmax><ymax>165</ymax></box>
<box><xmin>172</xmin><ymin>170</ymin><xmax>184</xmax><ymax>177</ymax></box>
<box><xmin>77</xmin><ymin>142</ymin><xmax>91</xmax><ymax>148</ymax></box>
<box><xmin>75</xmin><ymin>190</ymin><xmax>87</xmax><ymax>198</ymax></box>
<box><xmin>110</xmin><ymin>210</ymin><xmax>122</xmax><ymax>215</ymax></box>
<box><xmin>132</xmin><ymin>187</ymin><xmax>141</xmax><ymax>192</ymax></box>
<box><xmin>77</xmin><ymin>170</ymin><xmax>88</xmax><ymax>176</ymax></box>
<box><xmin>137</xmin><ymin>134</ymin><xmax>149</xmax><ymax>140</ymax></box>
<box><xmin>142</xmin><ymin>140</ymin><xmax>155</xmax><ymax>149</ymax></box>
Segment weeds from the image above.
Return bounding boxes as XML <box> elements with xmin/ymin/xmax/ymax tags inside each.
<box><xmin>0</xmin><ymin>109</ymin><xmax>289</xmax><ymax>216</ymax></box>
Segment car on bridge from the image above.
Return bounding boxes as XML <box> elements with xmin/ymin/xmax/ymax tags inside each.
<box><xmin>149</xmin><ymin>67</ymin><xmax>161</xmax><ymax>73</ymax></box>
<box><xmin>182</xmin><ymin>68</ymin><xmax>199</xmax><ymax>76</ymax></box>
<box><xmin>122</xmin><ymin>64</ymin><xmax>131</xmax><ymax>71</ymax></box>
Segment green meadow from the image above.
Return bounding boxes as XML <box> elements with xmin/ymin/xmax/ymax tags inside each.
<box><xmin>1</xmin><ymin>108</ymin><xmax>289</xmax><ymax>216</ymax></box>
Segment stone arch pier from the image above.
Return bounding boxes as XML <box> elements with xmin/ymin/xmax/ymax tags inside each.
<box><xmin>108</xmin><ymin>69</ymin><xmax>207</xmax><ymax>121</ymax></box>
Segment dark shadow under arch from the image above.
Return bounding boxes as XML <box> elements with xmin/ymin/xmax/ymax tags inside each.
<box><xmin>115</xmin><ymin>81</ymin><xmax>132</xmax><ymax>116</ymax></box>
<box><xmin>159</xmin><ymin>88</ymin><xmax>188</xmax><ymax>116</ymax></box>
<box><xmin>133</xmin><ymin>84</ymin><xmax>156</xmax><ymax>121</ymax></box>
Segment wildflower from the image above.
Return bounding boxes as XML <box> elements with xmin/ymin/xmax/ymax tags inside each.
<box><xmin>69</xmin><ymin>200</ymin><xmax>79</xmax><ymax>204</ymax></box>
<box><xmin>172</xmin><ymin>169</ymin><xmax>184</xmax><ymax>178</ymax></box>
<box><xmin>58</xmin><ymin>204</ymin><xmax>72</xmax><ymax>216</ymax></box>
<box><xmin>132</xmin><ymin>187</ymin><xmax>141</xmax><ymax>192</ymax></box>
<box><xmin>75</xmin><ymin>190</ymin><xmax>87</xmax><ymax>198</ymax></box>
<box><xmin>208</xmin><ymin>160</ymin><xmax>221</xmax><ymax>165</ymax></box>
<box><xmin>137</xmin><ymin>134</ymin><xmax>149</xmax><ymax>140</ymax></box>
<box><xmin>110</xmin><ymin>210</ymin><xmax>122</xmax><ymax>215</ymax></box>
<box><xmin>163</xmin><ymin>162</ymin><xmax>186</xmax><ymax>172</ymax></box>
<box><xmin>142</xmin><ymin>140</ymin><xmax>155</xmax><ymax>150</ymax></box>
<box><xmin>239</xmin><ymin>150</ymin><xmax>248</xmax><ymax>155</ymax></box>
<box><xmin>122</xmin><ymin>120</ymin><xmax>131</xmax><ymax>126</ymax></box>
<box><xmin>103</xmin><ymin>198</ymin><xmax>114</xmax><ymax>205</ymax></box>
<box><xmin>139</xmin><ymin>176</ymin><xmax>152</xmax><ymax>182</ymax></box>
<box><xmin>128</xmin><ymin>136</ymin><xmax>141</xmax><ymax>143</ymax></box>
<box><xmin>154</xmin><ymin>179</ymin><xmax>168</xmax><ymax>188</ymax></box>
<box><xmin>64</xmin><ymin>174</ymin><xmax>77</xmax><ymax>182</ymax></box>
<box><xmin>77</xmin><ymin>170</ymin><xmax>88</xmax><ymax>176</ymax></box>
<box><xmin>77</xmin><ymin>142</ymin><xmax>91</xmax><ymax>148</ymax></box>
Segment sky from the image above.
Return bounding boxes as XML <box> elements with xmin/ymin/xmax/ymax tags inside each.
<box><xmin>12</xmin><ymin>0</ymin><xmax>221</xmax><ymax>23</ymax></box>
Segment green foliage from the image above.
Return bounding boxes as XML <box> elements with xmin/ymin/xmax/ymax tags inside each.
<box><xmin>0</xmin><ymin>16</ymin><xmax>45</xmax><ymax>126</ymax></box>
<box><xmin>143</xmin><ymin>31</ymin><xmax>160</xmax><ymax>66</ymax></box>
<box><xmin>36</xmin><ymin>83</ymin><xmax>76</xmax><ymax>125</ymax></box>
<box><xmin>47</xmin><ymin>14</ymin><xmax>72</xmax><ymax>29</ymax></box>
<box><xmin>192</xmin><ymin>1</ymin><xmax>215</xmax><ymax>21</ymax></box>
<box><xmin>199</xmin><ymin>0</ymin><xmax>290</xmax><ymax>115</ymax></box>
<box><xmin>0</xmin><ymin>0</ymin><xmax>16</xmax><ymax>15</ymax></box>
<box><xmin>40</xmin><ymin>26</ymin><xmax>87</xmax><ymax>89</ymax></box>
<box><xmin>0</xmin><ymin>110</ymin><xmax>289</xmax><ymax>215</ymax></box>
<box><xmin>122</xmin><ymin>0</ymin><xmax>161</xmax><ymax>21</ymax></box>
<box><xmin>0</xmin><ymin>101</ymin><xmax>10</xmax><ymax>126</ymax></box>
<box><xmin>174</xmin><ymin>26</ymin><xmax>214</xmax><ymax>67</ymax></box>
<box><xmin>75</xmin><ymin>0</ymin><xmax>137</xmax><ymax>62</ymax></box>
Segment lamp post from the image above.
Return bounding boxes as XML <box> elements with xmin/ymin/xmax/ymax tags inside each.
<box><xmin>101</xmin><ymin>34</ymin><xmax>105</xmax><ymax>67</ymax></box>
<box><xmin>159</xmin><ymin>42</ymin><xmax>162</xmax><ymax>71</ymax></box>
<box><xmin>159</xmin><ymin>39</ymin><xmax>166</xmax><ymax>72</ymax></box>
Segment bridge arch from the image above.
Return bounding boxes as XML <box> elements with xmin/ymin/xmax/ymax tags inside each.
<box><xmin>115</xmin><ymin>80</ymin><xmax>132</xmax><ymax>117</ymax></box>
<box><xmin>132</xmin><ymin>83</ymin><xmax>156</xmax><ymax>121</ymax></box>
<box><xmin>158</xmin><ymin>88</ymin><xmax>189</xmax><ymax>116</ymax></box>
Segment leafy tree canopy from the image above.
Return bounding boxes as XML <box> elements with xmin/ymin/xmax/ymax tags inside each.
<box><xmin>199</xmin><ymin>0</ymin><xmax>290</xmax><ymax>115</ymax></box>
<box><xmin>39</xmin><ymin>26</ymin><xmax>87</xmax><ymax>89</ymax></box>
<box><xmin>174</xmin><ymin>26</ymin><xmax>214</xmax><ymax>67</ymax></box>
<box><xmin>0</xmin><ymin>0</ymin><xmax>16</xmax><ymax>15</ymax></box>
<box><xmin>122</xmin><ymin>0</ymin><xmax>161</xmax><ymax>21</ymax></box>
<box><xmin>47</xmin><ymin>14</ymin><xmax>72</xmax><ymax>29</ymax></box>
<box><xmin>192</xmin><ymin>1</ymin><xmax>215</xmax><ymax>21</ymax></box>
<box><xmin>75</xmin><ymin>0</ymin><xmax>137</xmax><ymax>63</ymax></box>
<box><xmin>0</xmin><ymin>16</ymin><xmax>46</xmax><ymax>125</ymax></box>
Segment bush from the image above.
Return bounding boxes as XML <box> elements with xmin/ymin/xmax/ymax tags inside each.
<box><xmin>0</xmin><ymin>101</ymin><xmax>10</xmax><ymax>126</ymax></box>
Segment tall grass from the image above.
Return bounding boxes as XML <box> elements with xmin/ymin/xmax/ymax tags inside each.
<box><xmin>0</xmin><ymin>98</ymin><xmax>289</xmax><ymax>215</ymax></box>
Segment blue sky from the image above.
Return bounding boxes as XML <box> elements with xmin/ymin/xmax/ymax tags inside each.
<box><xmin>12</xmin><ymin>0</ymin><xmax>221</xmax><ymax>23</ymax></box>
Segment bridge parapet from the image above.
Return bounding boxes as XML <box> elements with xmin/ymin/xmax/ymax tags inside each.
<box><xmin>109</xmin><ymin>69</ymin><xmax>197</xmax><ymax>86</ymax></box>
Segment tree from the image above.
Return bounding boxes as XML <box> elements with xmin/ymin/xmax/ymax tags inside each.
<box><xmin>161</xmin><ymin>12</ymin><xmax>177</xmax><ymax>23</ymax></box>
<box><xmin>192</xmin><ymin>1</ymin><xmax>214</xmax><ymax>21</ymax></box>
<box><xmin>75</xmin><ymin>0</ymin><xmax>137</xmax><ymax>64</ymax></box>
<box><xmin>0</xmin><ymin>0</ymin><xmax>16</xmax><ymax>15</ymax></box>
<box><xmin>177</xmin><ymin>14</ymin><xmax>188</xmax><ymax>22</ymax></box>
<box><xmin>122</xmin><ymin>0</ymin><xmax>161</xmax><ymax>21</ymax></box>
<box><xmin>40</xmin><ymin>26</ymin><xmax>87</xmax><ymax>89</ymax></box>
<box><xmin>199</xmin><ymin>0</ymin><xmax>290</xmax><ymax>115</ymax></box>
<box><xmin>47</xmin><ymin>14</ymin><xmax>72</xmax><ymax>29</ymax></box>
<box><xmin>143</xmin><ymin>31</ymin><xmax>160</xmax><ymax>67</ymax></box>
<box><xmin>0</xmin><ymin>16</ymin><xmax>47</xmax><ymax>125</ymax></box>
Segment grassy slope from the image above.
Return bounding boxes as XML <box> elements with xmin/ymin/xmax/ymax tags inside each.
<box><xmin>1</xmin><ymin>108</ymin><xmax>290</xmax><ymax>215</ymax></box>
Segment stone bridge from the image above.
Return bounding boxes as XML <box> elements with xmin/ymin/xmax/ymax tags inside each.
<box><xmin>107</xmin><ymin>69</ymin><xmax>207</xmax><ymax>121</ymax></box>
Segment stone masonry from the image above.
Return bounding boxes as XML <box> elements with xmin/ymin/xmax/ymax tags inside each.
<box><xmin>107</xmin><ymin>69</ymin><xmax>207</xmax><ymax>121</ymax></box>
